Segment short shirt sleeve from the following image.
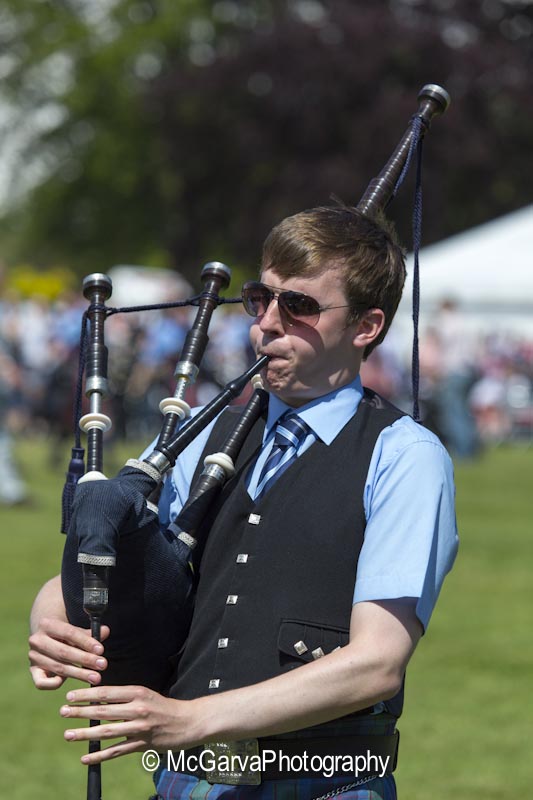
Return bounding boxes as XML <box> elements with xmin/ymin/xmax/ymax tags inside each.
<box><xmin>354</xmin><ymin>416</ymin><xmax>459</xmax><ymax>630</ymax></box>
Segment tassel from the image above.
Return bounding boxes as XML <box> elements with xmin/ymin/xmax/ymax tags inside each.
<box><xmin>60</xmin><ymin>447</ymin><xmax>85</xmax><ymax>533</ymax></box>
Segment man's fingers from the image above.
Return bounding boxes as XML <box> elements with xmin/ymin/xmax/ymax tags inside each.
<box><xmin>30</xmin><ymin>666</ymin><xmax>65</xmax><ymax>690</ymax></box>
<box><xmin>65</xmin><ymin>685</ymin><xmax>150</xmax><ymax>705</ymax></box>
<box><xmin>28</xmin><ymin>621</ymin><xmax>108</xmax><ymax>679</ymax></box>
<box><xmin>64</xmin><ymin>720</ymin><xmax>144</xmax><ymax>743</ymax></box>
<box><xmin>99</xmin><ymin>625</ymin><xmax>111</xmax><ymax>642</ymax></box>
<box><xmin>38</xmin><ymin>617</ymin><xmax>106</xmax><ymax>654</ymax></box>
<box><xmin>28</xmin><ymin>650</ymin><xmax>104</xmax><ymax>685</ymax></box>
<box><xmin>80</xmin><ymin>738</ymin><xmax>145</xmax><ymax>765</ymax></box>
<box><xmin>28</xmin><ymin>634</ymin><xmax>108</xmax><ymax>671</ymax></box>
<box><xmin>60</xmin><ymin>697</ymin><xmax>143</xmax><ymax>722</ymax></box>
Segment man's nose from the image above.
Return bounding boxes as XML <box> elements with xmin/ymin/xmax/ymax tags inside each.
<box><xmin>258</xmin><ymin>296</ymin><xmax>285</xmax><ymax>334</ymax></box>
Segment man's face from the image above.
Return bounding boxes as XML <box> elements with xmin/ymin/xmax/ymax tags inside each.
<box><xmin>248</xmin><ymin>267</ymin><xmax>362</xmax><ymax>407</ymax></box>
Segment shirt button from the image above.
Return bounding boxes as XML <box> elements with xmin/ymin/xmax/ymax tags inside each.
<box><xmin>236</xmin><ymin>554</ymin><xmax>249</xmax><ymax>563</ymax></box>
<box><xmin>226</xmin><ymin>595</ymin><xmax>238</xmax><ymax>605</ymax></box>
<box><xmin>209</xmin><ymin>679</ymin><xmax>220</xmax><ymax>689</ymax></box>
<box><xmin>218</xmin><ymin>638</ymin><xmax>229</xmax><ymax>648</ymax></box>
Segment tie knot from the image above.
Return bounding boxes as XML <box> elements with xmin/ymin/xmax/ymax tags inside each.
<box><xmin>274</xmin><ymin>414</ymin><xmax>309</xmax><ymax>449</ymax></box>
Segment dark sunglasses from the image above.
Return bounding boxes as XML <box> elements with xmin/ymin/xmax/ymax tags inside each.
<box><xmin>242</xmin><ymin>281</ymin><xmax>359</xmax><ymax>328</ymax></box>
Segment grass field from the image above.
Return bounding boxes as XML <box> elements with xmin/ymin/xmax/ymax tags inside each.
<box><xmin>0</xmin><ymin>437</ymin><xmax>530</xmax><ymax>799</ymax></box>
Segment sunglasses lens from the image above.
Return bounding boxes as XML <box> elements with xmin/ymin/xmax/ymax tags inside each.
<box><xmin>241</xmin><ymin>282</ymin><xmax>321</xmax><ymax>327</ymax></box>
<box><xmin>242</xmin><ymin>283</ymin><xmax>273</xmax><ymax>317</ymax></box>
<box><xmin>280</xmin><ymin>292</ymin><xmax>320</xmax><ymax>326</ymax></box>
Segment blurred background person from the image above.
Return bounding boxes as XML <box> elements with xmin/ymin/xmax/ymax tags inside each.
<box><xmin>428</xmin><ymin>299</ymin><xmax>481</xmax><ymax>459</ymax></box>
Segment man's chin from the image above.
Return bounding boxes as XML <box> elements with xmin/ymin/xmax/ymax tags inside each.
<box><xmin>263</xmin><ymin>363</ymin><xmax>290</xmax><ymax>391</ymax></box>
<box><xmin>263</xmin><ymin>376</ymin><xmax>312</xmax><ymax>407</ymax></box>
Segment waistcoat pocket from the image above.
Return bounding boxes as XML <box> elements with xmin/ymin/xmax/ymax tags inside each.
<box><xmin>277</xmin><ymin>618</ymin><xmax>349</xmax><ymax>668</ymax></box>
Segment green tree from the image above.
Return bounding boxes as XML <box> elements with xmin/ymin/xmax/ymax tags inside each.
<box><xmin>0</xmin><ymin>0</ymin><xmax>211</xmax><ymax>275</ymax></box>
<box><xmin>0</xmin><ymin>0</ymin><xmax>532</xmax><ymax>283</ymax></box>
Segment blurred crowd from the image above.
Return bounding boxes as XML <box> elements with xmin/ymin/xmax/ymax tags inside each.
<box><xmin>0</xmin><ymin>289</ymin><xmax>255</xmax><ymax>505</ymax></box>
<box><xmin>1</xmin><ymin>291</ymin><xmax>532</xmax><ymax>505</ymax></box>
<box><xmin>362</xmin><ymin>300</ymin><xmax>533</xmax><ymax>459</ymax></box>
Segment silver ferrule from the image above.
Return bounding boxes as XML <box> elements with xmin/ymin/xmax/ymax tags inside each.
<box><xmin>124</xmin><ymin>458</ymin><xmax>164</xmax><ymax>484</ymax></box>
<box><xmin>82</xmin><ymin>587</ymin><xmax>109</xmax><ymax>607</ymax></box>
<box><xmin>201</xmin><ymin>463</ymin><xmax>226</xmax><ymax>482</ymax></box>
<box><xmin>85</xmin><ymin>375</ymin><xmax>109</xmax><ymax>396</ymax></box>
<box><xmin>83</xmin><ymin>273</ymin><xmax>113</xmax><ymax>293</ymax></box>
<box><xmin>174</xmin><ymin>361</ymin><xmax>200</xmax><ymax>382</ymax></box>
<box><xmin>145</xmin><ymin>450</ymin><xmax>172</xmax><ymax>474</ymax></box>
<box><xmin>201</xmin><ymin>261</ymin><xmax>232</xmax><ymax>284</ymax></box>
<box><xmin>78</xmin><ymin>552</ymin><xmax>116</xmax><ymax>567</ymax></box>
<box><xmin>419</xmin><ymin>83</ymin><xmax>451</xmax><ymax>111</ymax></box>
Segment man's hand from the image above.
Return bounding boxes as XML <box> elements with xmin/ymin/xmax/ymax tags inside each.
<box><xmin>29</xmin><ymin>618</ymin><xmax>110</xmax><ymax>690</ymax></box>
<box><xmin>60</xmin><ymin>685</ymin><xmax>195</xmax><ymax>764</ymax></box>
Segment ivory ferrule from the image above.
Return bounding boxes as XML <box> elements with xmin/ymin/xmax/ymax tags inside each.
<box><xmin>79</xmin><ymin>412</ymin><xmax>112</xmax><ymax>434</ymax></box>
<box><xmin>159</xmin><ymin>396</ymin><xmax>191</xmax><ymax>419</ymax></box>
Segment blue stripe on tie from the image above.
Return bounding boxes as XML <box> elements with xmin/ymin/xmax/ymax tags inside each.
<box><xmin>255</xmin><ymin>414</ymin><xmax>311</xmax><ymax>501</ymax></box>
<box><xmin>276</xmin><ymin>422</ymin><xmax>305</xmax><ymax>448</ymax></box>
<box><xmin>255</xmin><ymin>448</ymin><xmax>294</xmax><ymax>494</ymax></box>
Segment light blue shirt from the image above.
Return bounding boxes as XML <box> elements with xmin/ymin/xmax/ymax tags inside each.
<box><xmin>148</xmin><ymin>376</ymin><xmax>458</xmax><ymax>630</ymax></box>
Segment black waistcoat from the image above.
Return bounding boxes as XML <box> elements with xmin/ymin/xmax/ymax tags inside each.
<box><xmin>169</xmin><ymin>389</ymin><xmax>405</xmax><ymax>719</ymax></box>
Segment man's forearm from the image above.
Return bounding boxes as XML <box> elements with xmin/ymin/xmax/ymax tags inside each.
<box><xmin>191</xmin><ymin>644</ymin><xmax>396</xmax><ymax>745</ymax></box>
<box><xmin>184</xmin><ymin>600</ymin><xmax>421</xmax><ymax>746</ymax></box>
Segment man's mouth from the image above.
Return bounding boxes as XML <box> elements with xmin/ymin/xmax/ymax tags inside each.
<box><xmin>259</xmin><ymin>348</ymin><xmax>286</xmax><ymax>361</ymax></box>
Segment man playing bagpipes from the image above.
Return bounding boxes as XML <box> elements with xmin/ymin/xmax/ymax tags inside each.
<box><xmin>29</xmin><ymin>202</ymin><xmax>458</xmax><ymax>800</ymax></box>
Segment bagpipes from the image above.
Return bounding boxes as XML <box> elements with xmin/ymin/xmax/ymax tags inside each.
<box><xmin>60</xmin><ymin>84</ymin><xmax>450</xmax><ymax>800</ymax></box>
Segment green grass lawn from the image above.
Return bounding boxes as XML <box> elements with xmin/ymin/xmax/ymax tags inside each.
<box><xmin>397</xmin><ymin>445</ymin><xmax>531</xmax><ymax>799</ymax></box>
<box><xmin>1</xmin><ymin>438</ymin><xmax>530</xmax><ymax>799</ymax></box>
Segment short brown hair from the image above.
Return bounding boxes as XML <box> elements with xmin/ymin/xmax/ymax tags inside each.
<box><xmin>262</xmin><ymin>205</ymin><xmax>406</xmax><ymax>358</ymax></box>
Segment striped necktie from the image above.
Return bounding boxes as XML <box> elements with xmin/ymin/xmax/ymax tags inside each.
<box><xmin>255</xmin><ymin>414</ymin><xmax>310</xmax><ymax>501</ymax></box>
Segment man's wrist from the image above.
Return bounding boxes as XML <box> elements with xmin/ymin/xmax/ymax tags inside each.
<box><xmin>161</xmin><ymin>695</ymin><xmax>219</xmax><ymax>752</ymax></box>
<box><xmin>186</xmin><ymin>694</ymin><xmax>223</xmax><ymax>745</ymax></box>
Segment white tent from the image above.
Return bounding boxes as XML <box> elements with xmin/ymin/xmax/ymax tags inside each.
<box><xmin>391</xmin><ymin>204</ymin><xmax>533</xmax><ymax>343</ymax></box>
<box><xmin>107</xmin><ymin>265</ymin><xmax>193</xmax><ymax>306</ymax></box>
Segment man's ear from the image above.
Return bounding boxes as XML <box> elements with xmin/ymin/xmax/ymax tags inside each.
<box><xmin>352</xmin><ymin>309</ymin><xmax>386</xmax><ymax>350</ymax></box>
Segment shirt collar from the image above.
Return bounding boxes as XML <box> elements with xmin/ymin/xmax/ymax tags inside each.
<box><xmin>264</xmin><ymin>376</ymin><xmax>364</xmax><ymax>445</ymax></box>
